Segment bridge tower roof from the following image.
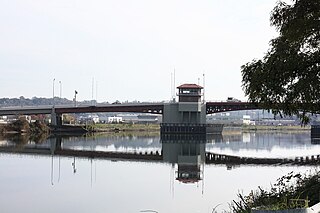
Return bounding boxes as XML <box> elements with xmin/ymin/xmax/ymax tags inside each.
<box><xmin>177</xmin><ymin>83</ymin><xmax>203</xmax><ymax>103</ymax></box>
<box><xmin>177</xmin><ymin>84</ymin><xmax>203</xmax><ymax>89</ymax></box>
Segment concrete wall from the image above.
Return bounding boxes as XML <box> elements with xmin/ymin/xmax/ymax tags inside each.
<box><xmin>163</xmin><ymin>103</ymin><xmax>180</xmax><ymax>123</ymax></box>
<box><xmin>163</xmin><ymin>102</ymin><xmax>206</xmax><ymax>124</ymax></box>
<box><xmin>178</xmin><ymin>102</ymin><xmax>201</xmax><ymax>112</ymax></box>
<box><xmin>200</xmin><ymin>104</ymin><xmax>206</xmax><ymax>123</ymax></box>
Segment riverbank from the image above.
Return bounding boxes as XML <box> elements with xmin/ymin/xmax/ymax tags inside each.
<box><xmin>231</xmin><ymin>170</ymin><xmax>320</xmax><ymax>212</ymax></box>
<box><xmin>220</xmin><ymin>125</ymin><xmax>310</xmax><ymax>135</ymax></box>
<box><xmin>83</xmin><ymin>123</ymin><xmax>310</xmax><ymax>133</ymax></box>
<box><xmin>1</xmin><ymin>121</ymin><xmax>311</xmax><ymax>135</ymax></box>
<box><xmin>242</xmin><ymin>125</ymin><xmax>310</xmax><ymax>132</ymax></box>
<box><xmin>0</xmin><ymin>119</ymin><xmax>49</xmax><ymax>144</ymax></box>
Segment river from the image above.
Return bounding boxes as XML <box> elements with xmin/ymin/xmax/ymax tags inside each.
<box><xmin>0</xmin><ymin>131</ymin><xmax>319</xmax><ymax>213</ymax></box>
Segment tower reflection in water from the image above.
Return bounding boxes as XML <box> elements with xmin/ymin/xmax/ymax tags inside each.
<box><xmin>161</xmin><ymin>134</ymin><xmax>207</xmax><ymax>184</ymax></box>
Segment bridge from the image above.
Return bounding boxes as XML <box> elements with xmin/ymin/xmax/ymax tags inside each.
<box><xmin>0</xmin><ymin>102</ymin><xmax>257</xmax><ymax>116</ymax></box>
<box><xmin>0</xmin><ymin>103</ymin><xmax>164</xmax><ymax>116</ymax></box>
<box><xmin>0</xmin><ymin>101</ymin><xmax>258</xmax><ymax>126</ymax></box>
<box><xmin>0</xmin><ymin>83</ymin><xmax>261</xmax><ymax>128</ymax></box>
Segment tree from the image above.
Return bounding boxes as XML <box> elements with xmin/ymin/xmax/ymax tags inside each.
<box><xmin>241</xmin><ymin>0</ymin><xmax>320</xmax><ymax>124</ymax></box>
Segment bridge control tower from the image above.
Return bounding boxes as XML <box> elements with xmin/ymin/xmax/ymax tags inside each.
<box><xmin>177</xmin><ymin>84</ymin><xmax>203</xmax><ymax>103</ymax></box>
<box><xmin>161</xmin><ymin>83</ymin><xmax>220</xmax><ymax>134</ymax></box>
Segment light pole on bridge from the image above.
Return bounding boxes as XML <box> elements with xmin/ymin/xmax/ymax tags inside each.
<box><xmin>53</xmin><ymin>78</ymin><xmax>55</xmax><ymax>107</ymax></box>
<box><xmin>74</xmin><ymin>90</ymin><xmax>78</xmax><ymax>107</ymax></box>
<box><xmin>59</xmin><ymin>81</ymin><xmax>62</xmax><ymax>99</ymax></box>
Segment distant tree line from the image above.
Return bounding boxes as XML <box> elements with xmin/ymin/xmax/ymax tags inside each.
<box><xmin>0</xmin><ymin>97</ymin><xmax>165</xmax><ymax>107</ymax></box>
<box><xmin>0</xmin><ymin>96</ymin><xmax>74</xmax><ymax>107</ymax></box>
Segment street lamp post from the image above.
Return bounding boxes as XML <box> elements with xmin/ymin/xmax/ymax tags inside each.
<box><xmin>53</xmin><ymin>78</ymin><xmax>55</xmax><ymax>107</ymax></box>
<box><xmin>59</xmin><ymin>81</ymin><xmax>62</xmax><ymax>99</ymax></box>
<box><xmin>74</xmin><ymin>90</ymin><xmax>78</xmax><ymax>107</ymax></box>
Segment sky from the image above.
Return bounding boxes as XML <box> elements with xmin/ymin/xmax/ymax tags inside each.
<box><xmin>0</xmin><ymin>0</ymin><xmax>280</xmax><ymax>103</ymax></box>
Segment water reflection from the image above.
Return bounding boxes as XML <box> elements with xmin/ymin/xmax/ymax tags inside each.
<box><xmin>162</xmin><ymin>134</ymin><xmax>206</xmax><ymax>184</ymax></box>
<box><xmin>206</xmin><ymin>131</ymin><xmax>320</xmax><ymax>158</ymax></box>
<box><xmin>0</xmin><ymin>132</ymin><xmax>319</xmax><ymax>213</ymax></box>
<box><xmin>1</xmin><ymin>131</ymin><xmax>320</xmax><ymax>164</ymax></box>
<box><xmin>1</xmin><ymin>132</ymin><xmax>319</xmax><ymax>186</ymax></box>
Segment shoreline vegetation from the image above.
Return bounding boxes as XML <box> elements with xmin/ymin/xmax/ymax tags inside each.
<box><xmin>231</xmin><ymin>170</ymin><xmax>320</xmax><ymax>213</ymax></box>
<box><xmin>0</xmin><ymin>118</ymin><xmax>49</xmax><ymax>135</ymax></box>
<box><xmin>0</xmin><ymin>118</ymin><xmax>49</xmax><ymax>144</ymax></box>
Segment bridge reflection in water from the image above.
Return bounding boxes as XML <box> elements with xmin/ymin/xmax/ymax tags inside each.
<box><xmin>0</xmin><ymin>133</ymin><xmax>319</xmax><ymax>185</ymax></box>
<box><xmin>162</xmin><ymin>134</ymin><xmax>207</xmax><ymax>183</ymax></box>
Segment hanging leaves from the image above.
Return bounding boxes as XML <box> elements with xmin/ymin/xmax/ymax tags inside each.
<box><xmin>241</xmin><ymin>0</ymin><xmax>320</xmax><ymax>124</ymax></box>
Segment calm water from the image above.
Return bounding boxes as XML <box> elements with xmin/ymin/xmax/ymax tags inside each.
<box><xmin>0</xmin><ymin>131</ymin><xmax>319</xmax><ymax>213</ymax></box>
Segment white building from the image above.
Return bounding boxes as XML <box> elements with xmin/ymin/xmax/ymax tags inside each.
<box><xmin>243</xmin><ymin>115</ymin><xmax>255</xmax><ymax>125</ymax></box>
<box><xmin>0</xmin><ymin>116</ymin><xmax>8</xmax><ymax>124</ymax></box>
<box><xmin>108</xmin><ymin>116</ymin><xmax>123</xmax><ymax>123</ymax></box>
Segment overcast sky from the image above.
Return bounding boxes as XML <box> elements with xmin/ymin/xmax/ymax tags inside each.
<box><xmin>0</xmin><ymin>0</ymin><xmax>280</xmax><ymax>102</ymax></box>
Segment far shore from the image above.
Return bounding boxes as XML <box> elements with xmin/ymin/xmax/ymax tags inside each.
<box><xmin>0</xmin><ymin>122</ymin><xmax>311</xmax><ymax>136</ymax></box>
<box><xmin>84</xmin><ymin>123</ymin><xmax>311</xmax><ymax>133</ymax></box>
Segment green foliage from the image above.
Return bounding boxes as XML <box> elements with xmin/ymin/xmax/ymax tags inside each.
<box><xmin>231</xmin><ymin>171</ymin><xmax>320</xmax><ymax>212</ymax></box>
<box><xmin>241</xmin><ymin>0</ymin><xmax>320</xmax><ymax>124</ymax></box>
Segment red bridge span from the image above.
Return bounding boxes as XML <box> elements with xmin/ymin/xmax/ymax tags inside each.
<box><xmin>0</xmin><ymin>102</ymin><xmax>259</xmax><ymax>116</ymax></box>
<box><xmin>56</xmin><ymin>102</ymin><xmax>259</xmax><ymax>115</ymax></box>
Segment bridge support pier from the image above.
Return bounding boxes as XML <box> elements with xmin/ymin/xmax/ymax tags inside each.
<box><xmin>51</xmin><ymin>108</ymin><xmax>62</xmax><ymax>126</ymax></box>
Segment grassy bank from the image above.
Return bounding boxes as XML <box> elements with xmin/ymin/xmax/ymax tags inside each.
<box><xmin>83</xmin><ymin>131</ymin><xmax>160</xmax><ymax>139</ymax></box>
<box><xmin>90</xmin><ymin>123</ymin><xmax>309</xmax><ymax>133</ymax></box>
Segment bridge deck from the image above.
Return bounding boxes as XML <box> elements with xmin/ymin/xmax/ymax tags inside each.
<box><xmin>0</xmin><ymin>102</ymin><xmax>260</xmax><ymax>116</ymax></box>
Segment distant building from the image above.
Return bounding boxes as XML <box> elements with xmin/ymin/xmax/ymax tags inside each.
<box><xmin>108</xmin><ymin>116</ymin><xmax>123</xmax><ymax>123</ymax></box>
<box><xmin>118</xmin><ymin>114</ymin><xmax>138</xmax><ymax>123</ymax></box>
<box><xmin>78</xmin><ymin>114</ymin><xmax>100</xmax><ymax>124</ymax></box>
<box><xmin>243</xmin><ymin>115</ymin><xmax>255</xmax><ymax>125</ymax></box>
<box><xmin>118</xmin><ymin>113</ymin><xmax>161</xmax><ymax>124</ymax></box>
<box><xmin>0</xmin><ymin>116</ymin><xmax>7</xmax><ymax>124</ymax></box>
<box><xmin>137</xmin><ymin>114</ymin><xmax>159</xmax><ymax>124</ymax></box>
